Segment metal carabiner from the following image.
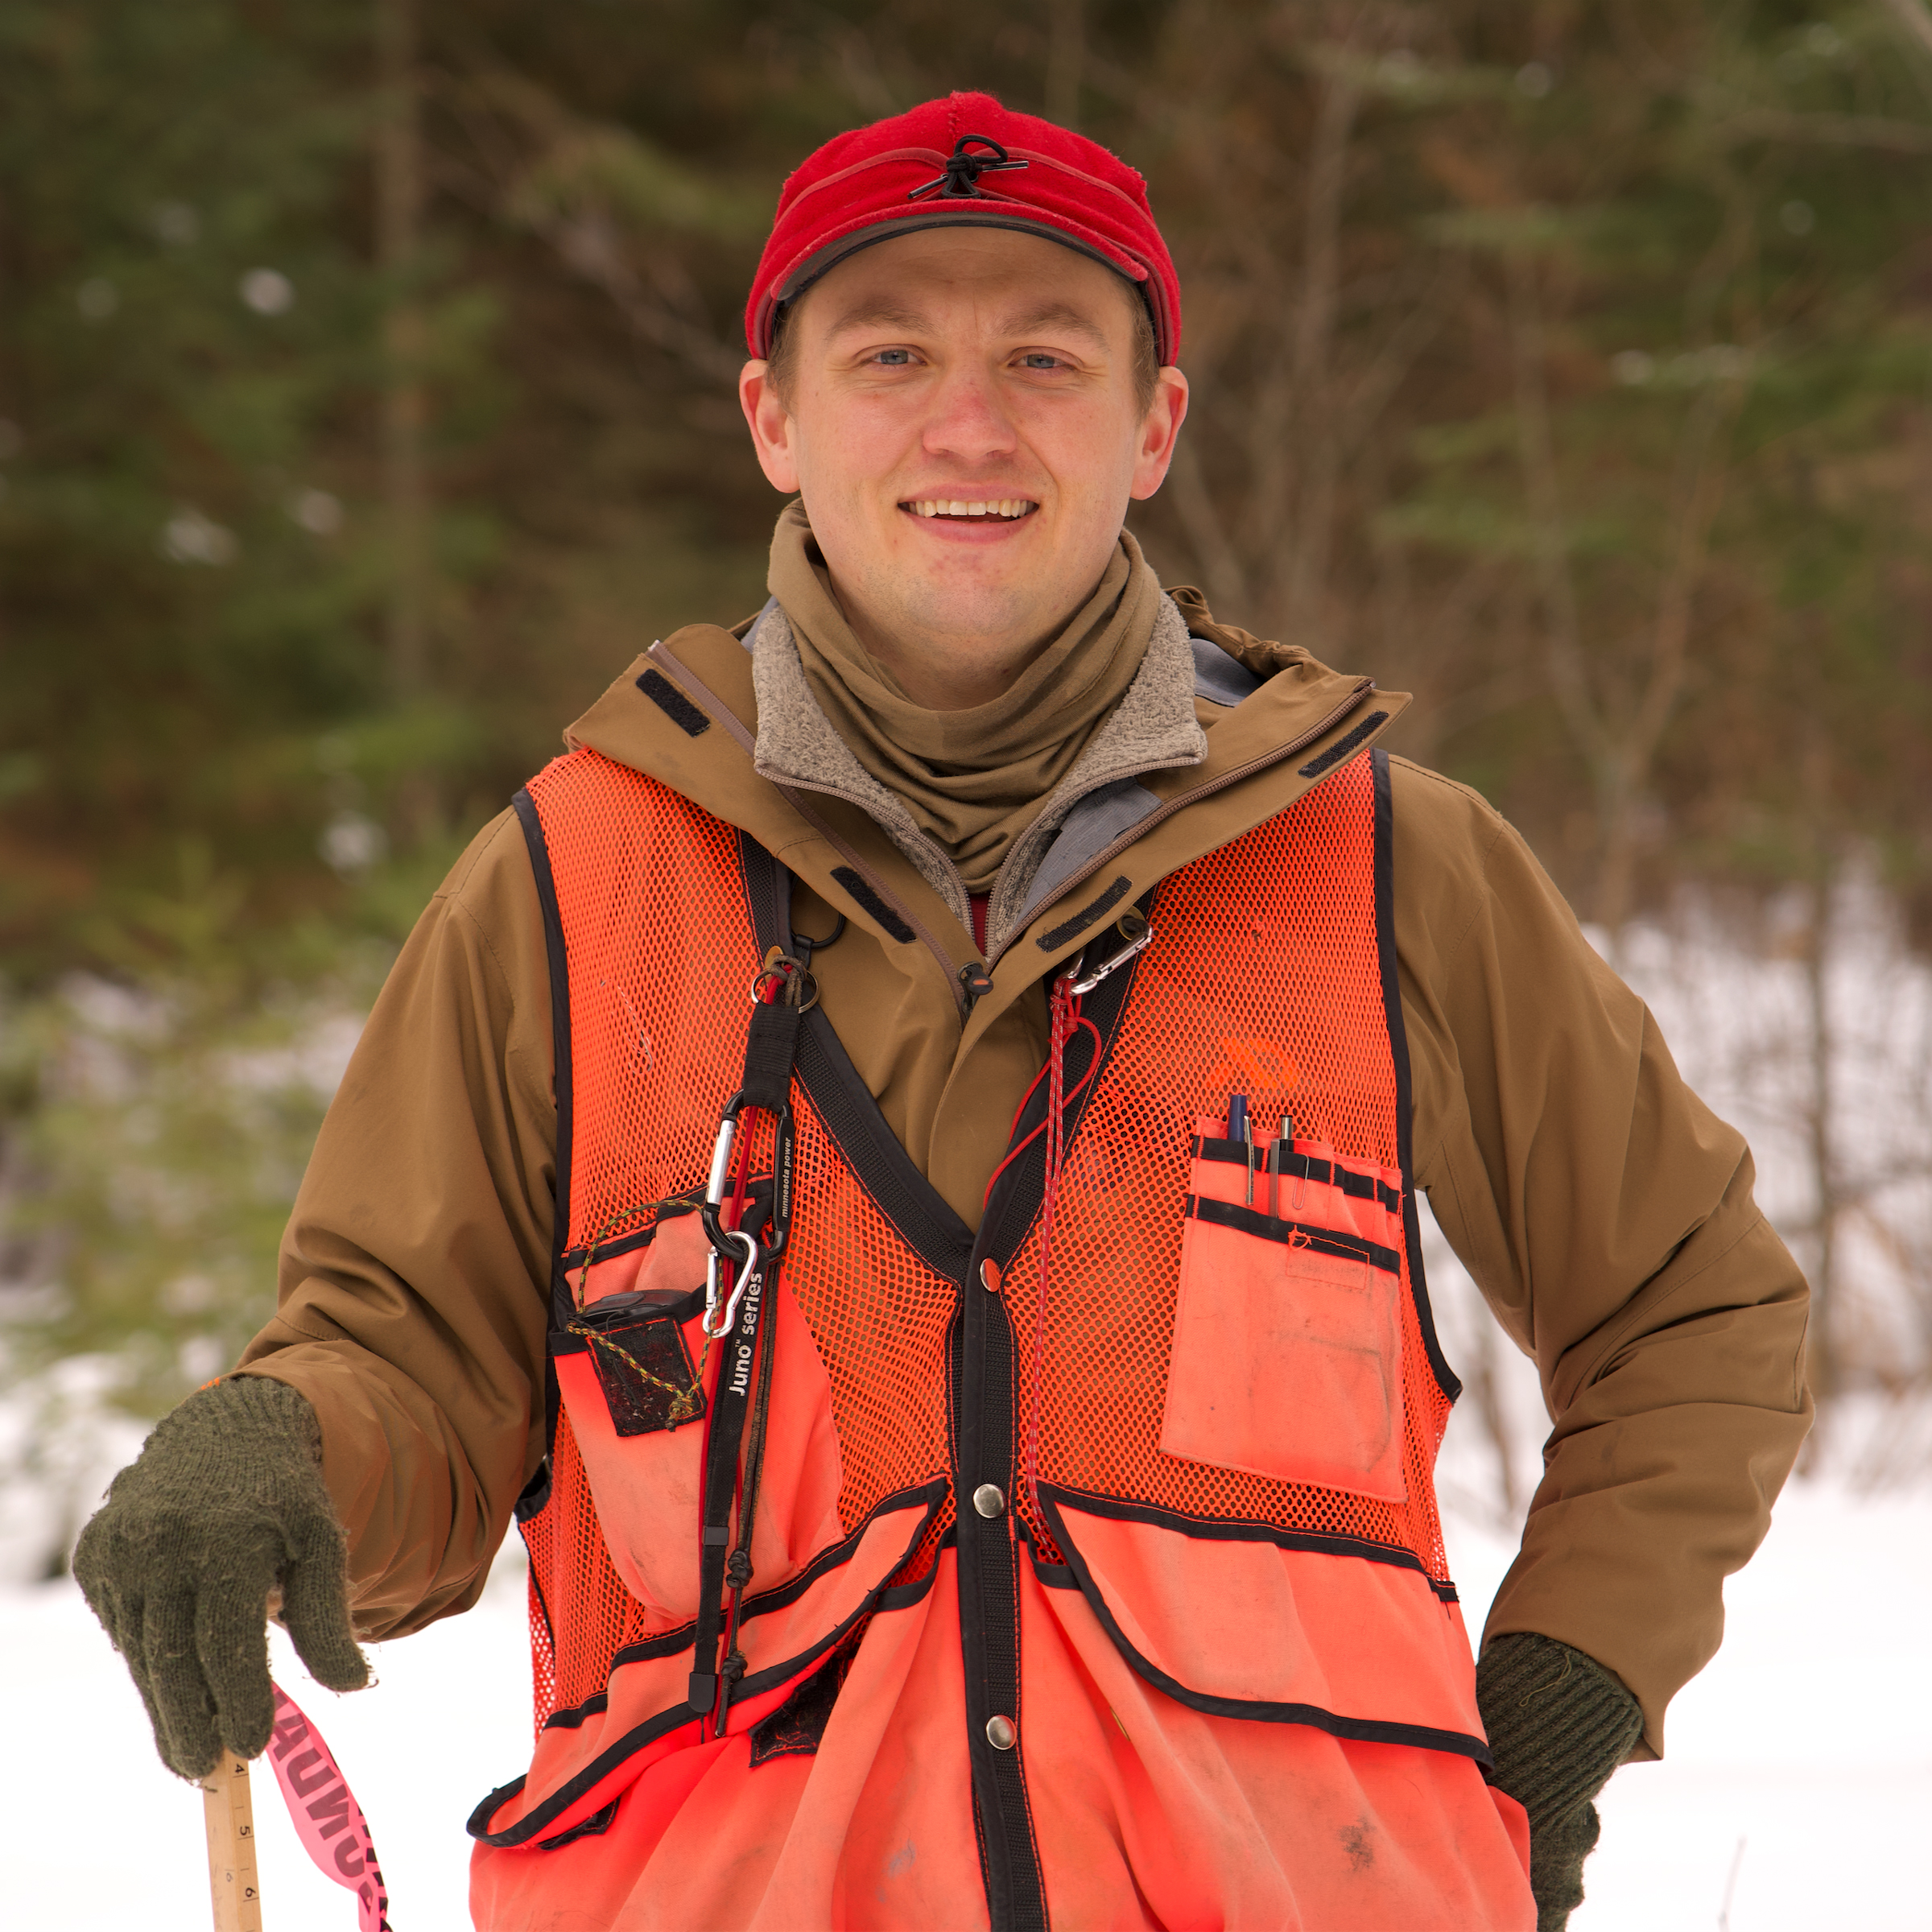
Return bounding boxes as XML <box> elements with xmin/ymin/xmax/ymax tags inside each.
<box><xmin>703</xmin><ymin>1228</ymin><xmax>762</xmax><ymax>1339</ymax></box>
<box><xmin>704</xmin><ymin>1113</ymin><xmax>738</xmax><ymax>1211</ymax></box>
<box><xmin>699</xmin><ymin>1096</ymin><xmax>752</xmax><ymax>1258</ymax></box>
<box><xmin>1070</xmin><ymin>912</ymin><xmax>1153</xmax><ymax>997</ymax></box>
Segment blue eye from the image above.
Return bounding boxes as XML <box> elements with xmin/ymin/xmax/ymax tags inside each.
<box><xmin>1020</xmin><ymin>353</ymin><xmax>1062</xmax><ymax>369</ymax></box>
<box><xmin>873</xmin><ymin>349</ymin><xmax>914</xmax><ymax>365</ymax></box>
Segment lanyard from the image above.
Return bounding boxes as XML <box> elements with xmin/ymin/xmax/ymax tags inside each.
<box><xmin>688</xmin><ymin>949</ymin><xmax>811</xmax><ymax>1736</ymax></box>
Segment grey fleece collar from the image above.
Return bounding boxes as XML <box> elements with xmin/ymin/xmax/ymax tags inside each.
<box><xmin>749</xmin><ymin>593</ymin><xmax>1207</xmax><ymax>956</ymax></box>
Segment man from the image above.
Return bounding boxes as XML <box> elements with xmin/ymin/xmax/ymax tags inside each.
<box><xmin>78</xmin><ymin>93</ymin><xmax>1810</xmax><ymax>1930</ymax></box>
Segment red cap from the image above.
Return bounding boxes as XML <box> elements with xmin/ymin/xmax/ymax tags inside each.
<box><xmin>745</xmin><ymin>91</ymin><xmax>1181</xmax><ymax>365</ymax></box>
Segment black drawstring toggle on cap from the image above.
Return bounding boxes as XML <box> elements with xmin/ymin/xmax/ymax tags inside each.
<box><xmin>907</xmin><ymin>134</ymin><xmax>1029</xmax><ymax>200</ymax></box>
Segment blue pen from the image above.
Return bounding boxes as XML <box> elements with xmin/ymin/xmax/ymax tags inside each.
<box><xmin>1228</xmin><ymin>1093</ymin><xmax>1254</xmax><ymax>1204</ymax></box>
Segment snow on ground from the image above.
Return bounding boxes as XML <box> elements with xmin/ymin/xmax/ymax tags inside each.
<box><xmin>1446</xmin><ymin>1480</ymin><xmax>1932</xmax><ymax>1932</ymax></box>
<box><xmin>3</xmin><ymin>1451</ymin><xmax>1927</xmax><ymax>1932</ymax></box>
<box><xmin>3</xmin><ymin>1552</ymin><xmax>531</xmax><ymax>1932</ymax></box>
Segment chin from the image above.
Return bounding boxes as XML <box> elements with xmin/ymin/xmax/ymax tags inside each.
<box><xmin>891</xmin><ymin>578</ymin><xmax>1034</xmax><ymax>650</ymax></box>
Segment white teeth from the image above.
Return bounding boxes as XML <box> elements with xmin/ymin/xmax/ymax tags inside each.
<box><xmin>906</xmin><ymin>497</ymin><xmax>1036</xmax><ymax>518</ymax></box>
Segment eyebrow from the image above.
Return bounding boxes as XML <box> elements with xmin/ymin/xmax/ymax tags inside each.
<box><xmin>997</xmin><ymin>300</ymin><xmax>1112</xmax><ymax>347</ymax></box>
<box><xmin>819</xmin><ymin>295</ymin><xmax>1115</xmax><ymax>347</ymax></box>
<box><xmin>822</xmin><ymin>301</ymin><xmax>935</xmax><ymax>336</ymax></box>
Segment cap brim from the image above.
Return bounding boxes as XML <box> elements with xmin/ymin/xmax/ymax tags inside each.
<box><xmin>759</xmin><ymin>209</ymin><xmax>1155</xmax><ymax>357</ymax></box>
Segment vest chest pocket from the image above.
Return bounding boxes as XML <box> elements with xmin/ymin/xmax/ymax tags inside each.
<box><xmin>554</xmin><ymin>1212</ymin><xmax>848</xmax><ymax>1633</ymax></box>
<box><xmin>1159</xmin><ymin>1114</ymin><xmax>1408</xmax><ymax>1503</ymax></box>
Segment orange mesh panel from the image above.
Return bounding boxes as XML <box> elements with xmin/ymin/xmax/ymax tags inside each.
<box><xmin>521</xmin><ymin>750</ymin><xmax>962</xmax><ymax>1723</ymax></box>
<box><xmin>525</xmin><ymin>752</ymin><xmax>754</xmax><ymax>1257</ymax></box>
<box><xmin>520</xmin><ymin>1509</ymin><xmax>557</xmax><ymax>1736</ymax></box>
<box><xmin>1006</xmin><ymin>756</ymin><xmax>1454</xmax><ymax>1579</ymax></box>
<box><xmin>782</xmin><ymin>1090</ymin><xmax>958</xmax><ymax>1576</ymax></box>
<box><xmin>521</xmin><ymin>1407</ymin><xmax>663</xmax><ymax>1726</ymax></box>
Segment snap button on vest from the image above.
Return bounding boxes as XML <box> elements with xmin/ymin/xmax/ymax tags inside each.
<box><xmin>980</xmin><ymin>1258</ymin><xmax>1002</xmax><ymax>1293</ymax></box>
<box><xmin>985</xmin><ymin>1715</ymin><xmax>1017</xmax><ymax>1750</ymax></box>
<box><xmin>972</xmin><ymin>1484</ymin><xmax>1006</xmax><ymax>1518</ymax></box>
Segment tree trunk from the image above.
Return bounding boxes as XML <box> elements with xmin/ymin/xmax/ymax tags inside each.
<box><xmin>376</xmin><ymin>0</ymin><xmax>428</xmax><ymax>700</ymax></box>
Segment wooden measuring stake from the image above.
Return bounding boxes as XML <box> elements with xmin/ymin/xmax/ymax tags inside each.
<box><xmin>200</xmin><ymin>1752</ymin><xmax>265</xmax><ymax>1932</ymax></box>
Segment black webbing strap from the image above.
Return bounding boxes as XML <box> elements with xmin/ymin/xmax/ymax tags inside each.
<box><xmin>687</xmin><ymin>1220</ymin><xmax>772</xmax><ymax>1724</ymax></box>
<box><xmin>739</xmin><ymin>1000</ymin><xmax>803</xmax><ymax>1113</ymax></box>
<box><xmin>687</xmin><ymin>964</ymin><xmax>806</xmax><ymax>1732</ymax></box>
<box><xmin>712</xmin><ymin>1219</ymin><xmax>784</xmax><ymax>1713</ymax></box>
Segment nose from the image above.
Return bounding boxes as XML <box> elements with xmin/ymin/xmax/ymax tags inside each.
<box><xmin>919</xmin><ymin>358</ymin><xmax>1019</xmax><ymax>468</ymax></box>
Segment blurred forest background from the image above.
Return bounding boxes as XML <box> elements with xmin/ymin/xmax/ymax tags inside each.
<box><xmin>2</xmin><ymin>0</ymin><xmax>1930</xmax><ymax>1571</ymax></box>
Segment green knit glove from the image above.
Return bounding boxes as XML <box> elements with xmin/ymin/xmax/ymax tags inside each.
<box><xmin>1477</xmin><ymin>1632</ymin><xmax>1645</xmax><ymax>1932</ymax></box>
<box><xmin>74</xmin><ymin>1376</ymin><xmax>368</xmax><ymax>1781</ymax></box>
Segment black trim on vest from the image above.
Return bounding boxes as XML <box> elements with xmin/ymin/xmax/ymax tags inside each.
<box><xmin>472</xmin><ymin>1487</ymin><xmax>945</xmax><ymax>1848</ymax></box>
<box><xmin>1194</xmin><ymin>1133</ymin><xmax>1406</xmax><ymax>1216</ymax></box>
<box><xmin>514</xmin><ymin>786</ymin><xmax>576</xmax><ymax>1457</ymax></box>
<box><xmin>513</xmin><ymin>1451</ymin><xmax>554</xmax><ymax>1525</ymax></box>
<box><xmin>798</xmin><ymin>1018</ymin><xmax>975</xmax><ymax>1278</ymax></box>
<box><xmin>1038</xmin><ymin>1492</ymin><xmax>1492</xmax><ymax>1769</ymax></box>
<box><xmin>469</xmin><ymin>1701</ymin><xmax>694</xmax><ymax>1849</ymax></box>
<box><xmin>956</xmin><ymin>1232</ymin><xmax>1046</xmax><ymax>1932</ymax></box>
<box><xmin>876</xmin><ymin>1534</ymin><xmax>953</xmax><ymax>1612</ymax></box>
<box><xmin>1372</xmin><ymin>749</ymin><xmax>1462</xmax><ymax>1402</ymax></box>
<box><xmin>737</xmin><ymin>836</ymin><xmax>977</xmax><ymax>1282</ymax></box>
<box><xmin>1183</xmin><ymin>1193</ymin><xmax>1402</xmax><ymax>1274</ymax></box>
<box><xmin>956</xmin><ymin>904</ymin><xmax>1150</xmax><ymax>1932</ymax></box>
<box><xmin>555</xmin><ymin>1192</ymin><xmax>708</xmax><ymax>1275</ymax></box>
<box><xmin>532</xmin><ymin>1796</ymin><xmax>621</xmax><ymax>1850</ymax></box>
<box><xmin>1034</xmin><ymin>1482</ymin><xmax>1435</xmax><ymax>1578</ymax></box>
<box><xmin>748</xmin><ymin>1637</ymin><xmax>857</xmax><ymax>1766</ymax></box>
<box><xmin>737</xmin><ymin>832</ymin><xmax>1038</xmax><ymax>1909</ymax></box>
<box><xmin>538</xmin><ymin>1482</ymin><xmax>946</xmax><ymax>1732</ymax></box>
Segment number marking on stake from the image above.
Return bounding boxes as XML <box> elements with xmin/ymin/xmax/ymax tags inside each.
<box><xmin>201</xmin><ymin>1753</ymin><xmax>265</xmax><ymax>1932</ymax></box>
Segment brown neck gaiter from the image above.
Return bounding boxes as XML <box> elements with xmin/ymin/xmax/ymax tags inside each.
<box><xmin>767</xmin><ymin>501</ymin><xmax>1163</xmax><ymax>894</ymax></box>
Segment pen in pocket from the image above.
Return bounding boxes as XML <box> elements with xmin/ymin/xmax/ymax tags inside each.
<box><xmin>1228</xmin><ymin>1093</ymin><xmax>1257</xmax><ymax>1205</ymax></box>
<box><xmin>1266</xmin><ymin>1117</ymin><xmax>1299</xmax><ymax>1217</ymax></box>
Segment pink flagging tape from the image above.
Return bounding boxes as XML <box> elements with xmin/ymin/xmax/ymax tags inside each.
<box><xmin>266</xmin><ymin>1682</ymin><xmax>394</xmax><ymax>1932</ymax></box>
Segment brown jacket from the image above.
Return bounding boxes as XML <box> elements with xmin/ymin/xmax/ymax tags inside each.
<box><xmin>237</xmin><ymin>593</ymin><xmax>1810</xmax><ymax>1757</ymax></box>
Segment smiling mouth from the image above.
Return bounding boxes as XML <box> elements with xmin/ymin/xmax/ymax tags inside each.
<box><xmin>901</xmin><ymin>497</ymin><xmax>1038</xmax><ymax>520</ymax></box>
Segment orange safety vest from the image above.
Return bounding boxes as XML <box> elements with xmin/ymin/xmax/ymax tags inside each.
<box><xmin>469</xmin><ymin>744</ymin><xmax>1532</xmax><ymax>1930</ymax></box>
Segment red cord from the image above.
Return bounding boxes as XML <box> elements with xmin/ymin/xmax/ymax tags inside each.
<box><xmin>1022</xmin><ymin>976</ymin><xmax>1084</xmax><ymax>1507</ymax></box>
<box><xmin>981</xmin><ymin>1015</ymin><xmax>1103</xmax><ymax>1210</ymax></box>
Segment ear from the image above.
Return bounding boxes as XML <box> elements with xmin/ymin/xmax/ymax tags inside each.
<box><xmin>740</xmin><ymin>361</ymin><xmax>801</xmax><ymax>493</ymax></box>
<box><xmin>1129</xmin><ymin>367</ymin><xmax>1190</xmax><ymax>502</ymax></box>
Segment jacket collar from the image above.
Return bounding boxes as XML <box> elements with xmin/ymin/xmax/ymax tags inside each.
<box><xmin>563</xmin><ymin>601</ymin><xmax>1409</xmax><ymax>1022</ymax></box>
<box><xmin>749</xmin><ymin>592</ymin><xmax>1208</xmax><ymax>956</ymax></box>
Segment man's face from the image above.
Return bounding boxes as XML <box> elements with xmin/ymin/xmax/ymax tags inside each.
<box><xmin>740</xmin><ymin>227</ymin><xmax>1187</xmax><ymax>707</ymax></box>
